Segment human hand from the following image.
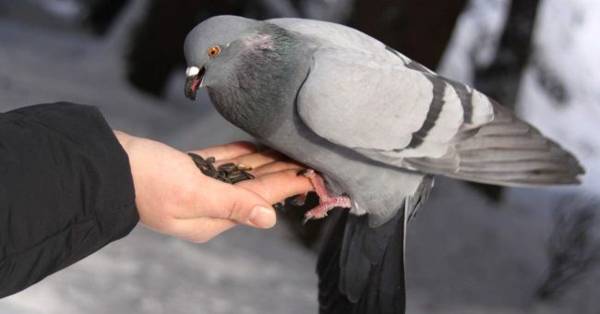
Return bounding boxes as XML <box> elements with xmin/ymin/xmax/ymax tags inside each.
<box><xmin>114</xmin><ymin>131</ymin><xmax>312</xmax><ymax>243</ymax></box>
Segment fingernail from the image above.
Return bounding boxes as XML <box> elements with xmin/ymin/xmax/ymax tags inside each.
<box><xmin>249</xmin><ymin>206</ymin><xmax>276</xmax><ymax>228</ymax></box>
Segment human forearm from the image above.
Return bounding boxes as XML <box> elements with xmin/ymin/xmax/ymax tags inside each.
<box><xmin>0</xmin><ymin>102</ymin><xmax>138</xmax><ymax>298</ymax></box>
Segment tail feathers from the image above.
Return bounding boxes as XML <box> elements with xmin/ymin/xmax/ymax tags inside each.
<box><xmin>317</xmin><ymin>208</ymin><xmax>407</xmax><ymax>314</ymax></box>
<box><xmin>317</xmin><ymin>209</ymin><xmax>354</xmax><ymax>314</ymax></box>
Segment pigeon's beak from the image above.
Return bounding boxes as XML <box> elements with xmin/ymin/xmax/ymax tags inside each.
<box><xmin>185</xmin><ymin>66</ymin><xmax>206</xmax><ymax>100</ymax></box>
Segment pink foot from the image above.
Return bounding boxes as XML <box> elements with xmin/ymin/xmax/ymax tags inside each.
<box><xmin>299</xmin><ymin>169</ymin><xmax>352</xmax><ymax>223</ymax></box>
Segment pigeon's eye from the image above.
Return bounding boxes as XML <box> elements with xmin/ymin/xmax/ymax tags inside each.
<box><xmin>208</xmin><ymin>46</ymin><xmax>222</xmax><ymax>58</ymax></box>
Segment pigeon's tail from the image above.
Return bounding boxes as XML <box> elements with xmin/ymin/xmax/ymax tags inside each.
<box><xmin>317</xmin><ymin>178</ymin><xmax>432</xmax><ymax>314</ymax></box>
<box><xmin>317</xmin><ymin>210</ymin><xmax>406</xmax><ymax>314</ymax></box>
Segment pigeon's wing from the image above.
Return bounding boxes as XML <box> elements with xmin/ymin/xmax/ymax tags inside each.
<box><xmin>297</xmin><ymin>48</ymin><xmax>584</xmax><ymax>187</ymax></box>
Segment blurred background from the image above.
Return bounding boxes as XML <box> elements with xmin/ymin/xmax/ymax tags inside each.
<box><xmin>0</xmin><ymin>0</ymin><xmax>599</xmax><ymax>313</ymax></box>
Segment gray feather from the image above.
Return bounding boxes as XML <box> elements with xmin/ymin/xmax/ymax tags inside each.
<box><xmin>405</xmin><ymin>102</ymin><xmax>584</xmax><ymax>187</ymax></box>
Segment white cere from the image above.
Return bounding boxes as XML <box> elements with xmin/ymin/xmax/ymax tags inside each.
<box><xmin>186</xmin><ymin>66</ymin><xmax>200</xmax><ymax>77</ymax></box>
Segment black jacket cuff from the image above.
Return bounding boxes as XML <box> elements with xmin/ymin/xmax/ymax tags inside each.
<box><xmin>0</xmin><ymin>102</ymin><xmax>139</xmax><ymax>297</ymax></box>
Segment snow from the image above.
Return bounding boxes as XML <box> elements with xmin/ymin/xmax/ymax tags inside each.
<box><xmin>440</xmin><ymin>0</ymin><xmax>600</xmax><ymax>194</ymax></box>
<box><xmin>519</xmin><ymin>0</ymin><xmax>600</xmax><ymax>192</ymax></box>
<box><xmin>438</xmin><ymin>0</ymin><xmax>510</xmax><ymax>84</ymax></box>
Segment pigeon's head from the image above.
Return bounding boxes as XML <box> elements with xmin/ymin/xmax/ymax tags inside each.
<box><xmin>183</xmin><ymin>15</ymin><xmax>267</xmax><ymax>100</ymax></box>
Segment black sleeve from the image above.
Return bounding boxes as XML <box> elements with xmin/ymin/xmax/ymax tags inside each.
<box><xmin>0</xmin><ymin>102</ymin><xmax>139</xmax><ymax>297</ymax></box>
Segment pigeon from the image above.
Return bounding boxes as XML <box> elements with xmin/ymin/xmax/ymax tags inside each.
<box><xmin>183</xmin><ymin>15</ymin><xmax>584</xmax><ymax>314</ymax></box>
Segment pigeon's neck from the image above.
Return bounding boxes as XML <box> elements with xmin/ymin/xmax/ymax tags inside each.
<box><xmin>208</xmin><ymin>24</ymin><xmax>313</xmax><ymax>138</ymax></box>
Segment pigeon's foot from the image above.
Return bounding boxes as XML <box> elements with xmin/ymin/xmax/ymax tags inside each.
<box><xmin>298</xmin><ymin>169</ymin><xmax>352</xmax><ymax>223</ymax></box>
<box><xmin>303</xmin><ymin>197</ymin><xmax>352</xmax><ymax>223</ymax></box>
<box><xmin>188</xmin><ymin>152</ymin><xmax>255</xmax><ymax>184</ymax></box>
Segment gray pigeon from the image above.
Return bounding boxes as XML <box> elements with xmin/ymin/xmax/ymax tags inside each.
<box><xmin>183</xmin><ymin>15</ymin><xmax>584</xmax><ymax>314</ymax></box>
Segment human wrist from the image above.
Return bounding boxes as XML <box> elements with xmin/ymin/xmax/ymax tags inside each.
<box><xmin>113</xmin><ymin>130</ymin><xmax>135</xmax><ymax>152</ymax></box>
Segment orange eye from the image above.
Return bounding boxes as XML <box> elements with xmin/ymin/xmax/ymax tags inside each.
<box><xmin>208</xmin><ymin>46</ymin><xmax>221</xmax><ymax>57</ymax></box>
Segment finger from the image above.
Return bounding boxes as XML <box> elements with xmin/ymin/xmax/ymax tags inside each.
<box><xmin>189</xmin><ymin>141</ymin><xmax>257</xmax><ymax>161</ymax></box>
<box><xmin>172</xmin><ymin>218</ymin><xmax>237</xmax><ymax>243</ymax></box>
<box><xmin>252</xmin><ymin>161</ymin><xmax>305</xmax><ymax>177</ymax></box>
<box><xmin>170</xmin><ymin>167</ymin><xmax>276</xmax><ymax>229</ymax></box>
<box><xmin>217</xmin><ymin>150</ymin><xmax>285</xmax><ymax>169</ymax></box>
<box><xmin>236</xmin><ymin>169</ymin><xmax>314</xmax><ymax>205</ymax></box>
<box><xmin>198</xmin><ymin>183</ymin><xmax>278</xmax><ymax>229</ymax></box>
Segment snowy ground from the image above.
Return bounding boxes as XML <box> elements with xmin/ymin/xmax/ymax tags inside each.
<box><xmin>1</xmin><ymin>1</ymin><xmax>599</xmax><ymax>313</ymax></box>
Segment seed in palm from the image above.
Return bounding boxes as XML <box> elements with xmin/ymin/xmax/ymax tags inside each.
<box><xmin>188</xmin><ymin>153</ymin><xmax>255</xmax><ymax>184</ymax></box>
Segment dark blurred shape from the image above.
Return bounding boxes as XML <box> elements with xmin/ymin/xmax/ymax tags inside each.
<box><xmin>314</xmin><ymin>208</ymin><xmax>354</xmax><ymax>313</ymax></box>
<box><xmin>536</xmin><ymin>197</ymin><xmax>600</xmax><ymax>300</ymax></box>
<box><xmin>280</xmin><ymin>192</ymin><xmax>328</xmax><ymax>248</ymax></box>
<box><xmin>126</xmin><ymin>0</ymin><xmax>247</xmax><ymax>97</ymax></box>
<box><xmin>531</xmin><ymin>58</ymin><xmax>570</xmax><ymax>107</ymax></box>
<box><xmin>0</xmin><ymin>0</ymin><xmax>131</xmax><ymax>34</ymax></box>
<box><xmin>84</xmin><ymin>0</ymin><xmax>130</xmax><ymax>35</ymax></box>
<box><xmin>349</xmin><ymin>0</ymin><xmax>468</xmax><ymax>69</ymax></box>
<box><xmin>249</xmin><ymin>0</ymin><xmax>301</xmax><ymax>17</ymax></box>
<box><xmin>471</xmin><ymin>0</ymin><xmax>541</xmax><ymax>201</ymax></box>
<box><xmin>468</xmin><ymin>184</ymin><xmax>503</xmax><ymax>202</ymax></box>
<box><xmin>474</xmin><ymin>0</ymin><xmax>540</xmax><ymax>109</ymax></box>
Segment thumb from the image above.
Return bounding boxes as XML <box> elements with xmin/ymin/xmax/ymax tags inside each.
<box><xmin>218</xmin><ymin>185</ymin><xmax>277</xmax><ymax>229</ymax></box>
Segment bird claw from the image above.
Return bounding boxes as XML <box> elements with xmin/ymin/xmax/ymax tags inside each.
<box><xmin>188</xmin><ymin>152</ymin><xmax>255</xmax><ymax>184</ymax></box>
<box><xmin>302</xmin><ymin>216</ymin><xmax>312</xmax><ymax>225</ymax></box>
<box><xmin>297</xmin><ymin>168</ymin><xmax>315</xmax><ymax>178</ymax></box>
<box><xmin>299</xmin><ymin>168</ymin><xmax>352</xmax><ymax>224</ymax></box>
<box><xmin>303</xmin><ymin>208</ymin><xmax>329</xmax><ymax>224</ymax></box>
